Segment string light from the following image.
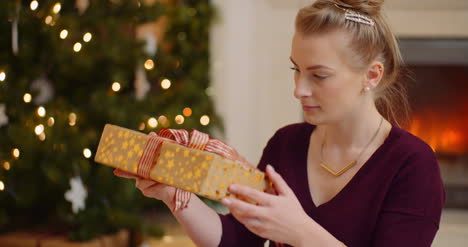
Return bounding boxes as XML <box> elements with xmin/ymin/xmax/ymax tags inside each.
<box><xmin>0</xmin><ymin>72</ymin><xmax>5</xmax><ymax>82</ymax></box>
<box><xmin>158</xmin><ymin>115</ymin><xmax>169</xmax><ymax>127</ymax></box>
<box><xmin>0</xmin><ymin>181</ymin><xmax>4</xmax><ymax>191</ymax></box>
<box><xmin>112</xmin><ymin>82</ymin><xmax>121</xmax><ymax>92</ymax></box>
<box><xmin>200</xmin><ymin>115</ymin><xmax>210</xmax><ymax>126</ymax></box>
<box><xmin>53</xmin><ymin>3</ymin><xmax>61</xmax><ymax>14</ymax></box>
<box><xmin>45</xmin><ymin>16</ymin><xmax>53</xmax><ymax>25</ymax></box>
<box><xmin>69</xmin><ymin>113</ymin><xmax>77</xmax><ymax>126</ymax></box>
<box><xmin>183</xmin><ymin>107</ymin><xmax>192</xmax><ymax>117</ymax></box>
<box><xmin>83</xmin><ymin>148</ymin><xmax>92</xmax><ymax>158</ymax></box>
<box><xmin>144</xmin><ymin>59</ymin><xmax>154</xmax><ymax>70</ymax></box>
<box><xmin>73</xmin><ymin>42</ymin><xmax>82</xmax><ymax>52</ymax></box>
<box><xmin>12</xmin><ymin>148</ymin><xmax>20</xmax><ymax>159</ymax></box>
<box><xmin>35</xmin><ymin>124</ymin><xmax>45</xmax><ymax>135</ymax></box>
<box><xmin>60</xmin><ymin>29</ymin><xmax>68</xmax><ymax>39</ymax></box>
<box><xmin>37</xmin><ymin>106</ymin><xmax>46</xmax><ymax>117</ymax></box>
<box><xmin>30</xmin><ymin>1</ymin><xmax>39</xmax><ymax>11</ymax></box>
<box><xmin>23</xmin><ymin>93</ymin><xmax>32</xmax><ymax>103</ymax></box>
<box><xmin>83</xmin><ymin>32</ymin><xmax>92</xmax><ymax>42</ymax></box>
<box><xmin>138</xmin><ymin>122</ymin><xmax>145</xmax><ymax>131</ymax></box>
<box><xmin>161</xmin><ymin>79</ymin><xmax>171</xmax><ymax>90</ymax></box>
<box><xmin>147</xmin><ymin>117</ymin><xmax>158</xmax><ymax>128</ymax></box>
<box><xmin>48</xmin><ymin>117</ymin><xmax>55</xmax><ymax>126</ymax></box>
<box><xmin>175</xmin><ymin>115</ymin><xmax>185</xmax><ymax>125</ymax></box>
<box><xmin>3</xmin><ymin>162</ymin><xmax>10</xmax><ymax>171</ymax></box>
<box><xmin>39</xmin><ymin>133</ymin><xmax>46</xmax><ymax>141</ymax></box>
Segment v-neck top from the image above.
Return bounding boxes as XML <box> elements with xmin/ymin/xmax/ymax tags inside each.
<box><xmin>218</xmin><ymin>122</ymin><xmax>445</xmax><ymax>247</ymax></box>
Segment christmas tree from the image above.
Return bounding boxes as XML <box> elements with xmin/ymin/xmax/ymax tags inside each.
<box><xmin>0</xmin><ymin>0</ymin><xmax>219</xmax><ymax>241</ymax></box>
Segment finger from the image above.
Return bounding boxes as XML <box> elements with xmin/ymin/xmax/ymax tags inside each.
<box><xmin>228</xmin><ymin>184</ymin><xmax>272</xmax><ymax>206</ymax></box>
<box><xmin>266</xmin><ymin>165</ymin><xmax>293</xmax><ymax>196</ymax></box>
<box><xmin>231</xmin><ymin>215</ymin><xmax>266</xmax><ymax>239</ymax></box>
<box><xmin>113</xmin><ymin>169</ymin><xmax>140</xmax><ymax>179</ymax></box>
<box><xmin>136</xmin><ymin>178</ymin><xmax>159</xmax><ymax>190</ymax></box>
<box><xmin>140</xmin><ymin>183</ymin><xmax>165</xmax><ymax>198</ymax></box>
<box><xmin>237</xmin><ymin>216</ymin><xmax>263</xmax><ymax>230</ymax></box>
<box><xmin>221</xmin><ymin>197</ymin><xmax>264</xmax><ymax>219</ymax></box>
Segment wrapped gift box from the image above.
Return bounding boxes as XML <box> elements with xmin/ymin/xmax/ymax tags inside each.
<box><xmin>94</xmin><ymin>124</ymin><xmax>271</xmax><ymax>201</ymax></box>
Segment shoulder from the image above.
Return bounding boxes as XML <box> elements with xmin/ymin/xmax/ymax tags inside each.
<box><xmin>381</xmin><ymin>127</ymin><xmax>445</xmax><ymax>221</ymax></box>
<box><xmin>390</xmin><ymin>126</ymin><xmax>437</xmax><ymax>165</ymax></box>
<box><xmin>260</xmin><ymin>122</ymin><xmax>314</xmax><ymax>157</ymax></box>
<box><xmin>386</xmin><ymin>126</ymin><xmax>443</xmax><ymax>194</ymax></box>
<box><xmin>362</xmin><ymin>125</ymin><xmax>442</xmax><ymax>195</ymax></box>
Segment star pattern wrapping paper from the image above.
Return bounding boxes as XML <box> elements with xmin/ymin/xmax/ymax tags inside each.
<box><xmin>95</xmin><ymin>124</ymin><xmax>271</xmax><ymax>201</ymax></box>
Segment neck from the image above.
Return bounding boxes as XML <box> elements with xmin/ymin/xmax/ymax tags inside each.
<box><xmin>316</xmin><ymin>102</ymin><xmax>388</xmax><ymax>151</ymax></box>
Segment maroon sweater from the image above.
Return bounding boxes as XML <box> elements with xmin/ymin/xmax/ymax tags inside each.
<box><xmin>218</xmin><ymin>122</ymin><xmax>445</xmax><ymax>247</ymax></box>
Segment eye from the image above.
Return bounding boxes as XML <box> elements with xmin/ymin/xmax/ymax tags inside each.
<box><xmin>289</xmin><ymin>67</ymin><xmax>299</xmax><ymax>72</ymax></box>
<box><xmin>314</xmin><ymin>74</ymin><xmax>328</xmax><ymax>80</ymax></box>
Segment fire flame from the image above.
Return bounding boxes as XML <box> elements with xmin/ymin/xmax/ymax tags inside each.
<box><xmin>408</xmin><ymin>112</ymin><xmax>468</xmax><ymax>155</ymax></box>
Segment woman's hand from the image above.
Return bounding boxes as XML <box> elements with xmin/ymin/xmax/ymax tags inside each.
<box><xmin>221</xmin><ymin>165</ymin><xmax>314</xmax><ymax>246</ymax></box>
<box><xmin>112</xmin><ymin>147</ymin><xmax>252</xmax><ymax>210</ymax></box>
<box><xmin>113</xmin><ymin>169</ymin><xmax>176</xmax><ymax>207</ymax></box>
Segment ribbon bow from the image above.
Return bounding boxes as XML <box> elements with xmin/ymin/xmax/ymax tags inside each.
<box><xmin>137</xmin><ymin>128</ymin><xmax>246</xmax><ymax>211</ymax></box>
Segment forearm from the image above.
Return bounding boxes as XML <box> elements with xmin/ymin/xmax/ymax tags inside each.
<box><xmin>165</xmin><ymin>195</ymin><xmax>222</xmax><ymax>247</ymax></box>
<box><xmin>297</xmin><ymin>218</ymin><xmax>345</xmax><ymax>247</ymax></box>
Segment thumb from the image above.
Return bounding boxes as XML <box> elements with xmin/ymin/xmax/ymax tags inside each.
<box><xmin>266</xmin><ymin>165</ymin><xmax>293</xmax><ymax>196</ymax></box>
<box><xmin>113</xmin><ymin>169</ymin><xmax>140</xmax><ymax>179</ymax></box>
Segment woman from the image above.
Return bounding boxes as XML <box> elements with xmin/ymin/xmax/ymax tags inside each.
<box><xmin>115</xmin><ymin>0</ymin><xmax>445</xmax><ymax>246</ymax></box>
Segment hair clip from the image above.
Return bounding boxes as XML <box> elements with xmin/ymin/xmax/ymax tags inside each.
<box><xmin>334</xmin><ymin>4</ymin><xmax>375</xmax><ymax>26</ymax></box>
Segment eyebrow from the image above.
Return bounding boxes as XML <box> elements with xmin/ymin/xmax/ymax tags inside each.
<box><xmin>289</xmin><ymin>57</ymin><xmax>333</xmax><ymax>71</ymax></box>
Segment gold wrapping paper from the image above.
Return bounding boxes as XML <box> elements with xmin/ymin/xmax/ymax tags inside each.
<box><xmin>95</xmin><ymin>124</ymin><xmax>271</xmax><ymax>201</ymax></box>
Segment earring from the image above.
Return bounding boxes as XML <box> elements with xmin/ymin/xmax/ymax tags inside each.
<box><xmin>364</xmin><ymin>87</ymin><xmax>370</xmax><ymax>92</ymax></box>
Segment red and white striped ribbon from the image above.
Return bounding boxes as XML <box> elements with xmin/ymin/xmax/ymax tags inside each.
<box><xmin>137</xmin><ymin>128</ymin><xmax>243</xmax><ymax>212</ymax></box>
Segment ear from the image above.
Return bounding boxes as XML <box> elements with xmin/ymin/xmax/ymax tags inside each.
<box><xmin>364</xmin><ymin>61</ymin><xmax>384</xmax><ymax>90</ymax></box>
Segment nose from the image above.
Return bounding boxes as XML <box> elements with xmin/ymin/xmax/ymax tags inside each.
<box><xmin>293</xmin><ymin>76</ymin><xmax>313</xmax><ymax>100</ymax></box>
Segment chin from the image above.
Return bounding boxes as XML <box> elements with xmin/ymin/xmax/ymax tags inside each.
<box><xmin>303</xmin><ymin>114</ymin><xmax>324</xmax><ymax>126</ymax></box>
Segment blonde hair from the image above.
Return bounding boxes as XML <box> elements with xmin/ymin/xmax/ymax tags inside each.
<box><xmin>295</xmin><ymin>0</ymin><xmax>410</xmax><ymax>127</ymax></box>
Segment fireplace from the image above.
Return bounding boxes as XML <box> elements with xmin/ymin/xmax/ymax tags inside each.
<box><xmin>399</xmin><ymin>39</ymin><xmax>468</xmax><ymax>208</ymax></box>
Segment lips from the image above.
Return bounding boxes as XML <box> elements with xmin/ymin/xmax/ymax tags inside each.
<box><xmin>302</xmin><ymin>105</ymin><xmax>320</xmax><ymax>111</ymax></box>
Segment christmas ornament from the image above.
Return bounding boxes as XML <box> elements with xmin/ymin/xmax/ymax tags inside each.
<box><xmin>136</xmin><ymin>17</ymin><xmax>168</xmax><ymax>56</ymax></box>
<box><xmin>143</xmin><ymin>32</ymin><xmax>157</xmax><ymax>56</ymax></box>
<box><xmin>134</xmin><ymin>66</ymin><xmax>150</xmax><ymax>100</ymax></box>
<box><xmin>75</xmin><ymin>0</ymin><xmax>89</xmax><ymax>15</ymax></box>
<box><xmin>31</xmin><ymin>75</ymin><xmax>55</xmax><ymax>105</ymax></box>
<box><xmin>137</xmin><ymin>25</ymin><xmax>157</xmax><ymax>57</ymax></box>
<box><xmin>64</xmin><ymin>176</ymin><xmax>87</xmax><ymax>214</ymax></box>
<box><xmin>0</xmin><ymin>104</ymin><xmax>8</xmax><ymax>127</ymax></box>
<box><xmin>12</xmin><ymin>1</ymin><xmax>20</xmax><ymax>55</ymax></box>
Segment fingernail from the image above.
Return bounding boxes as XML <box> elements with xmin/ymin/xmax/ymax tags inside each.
<box><xmin>229</xmin><ymin>185</ymin><xmax>237</xmax><ymax>192</ymax></box>
<box><xmin>222</xmin><ymin>198</ymin><xmax>232</xmax><ymax>205</ymax></box>
<box><xmin>267</xmin><ymin>164</ymin><xmax>275</xmax><ymax>172</ymax></box>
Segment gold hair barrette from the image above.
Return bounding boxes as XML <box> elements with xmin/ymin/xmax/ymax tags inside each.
<box><xmin>334</xmin><ymin>4</ymin><xmax>375</xmax><ymax>26</ymax></box>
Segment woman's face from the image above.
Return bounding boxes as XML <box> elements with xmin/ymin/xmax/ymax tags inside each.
<box><xmin>290</xmin><ymin>29</ymin><xmax>367</xmax><ymax>125</ymax></box>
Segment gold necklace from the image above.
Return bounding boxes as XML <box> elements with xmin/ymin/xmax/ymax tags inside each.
<box><xmin>320</xmin><ymin>117</ymin><xmax>383</xmax><ymax>177</ymax></box>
